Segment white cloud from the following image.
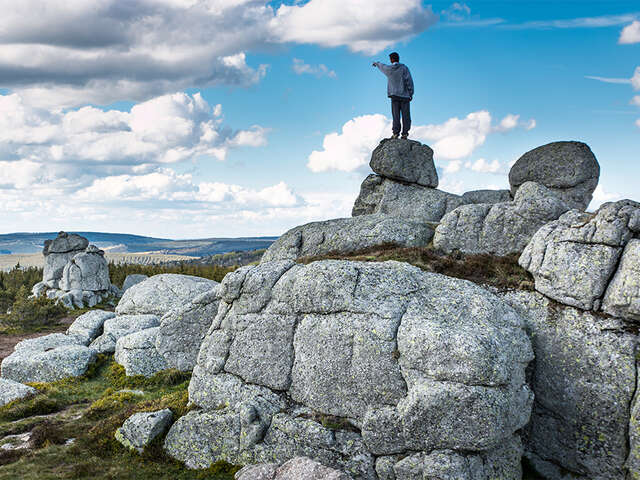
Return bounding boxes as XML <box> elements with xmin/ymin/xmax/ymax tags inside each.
<box><xmin>441</xmin><ymin>3</ymin><xmax>471</xmax><ymax>22</ymax></box>
<box><xmin>525</xmin><ymin>119</ymin><xmax>537</xmax><ymax>130</ymax></box>
<box><xmin>507</xmin><ymin>13</ymin><xmax>639</xmax><ymax>30</ymax></box>
<box><xmin>443</xmin><ymin>160</ymin><xmax>462</xmax><ymax>174</ymax></box>
<box><xmin>292</xmin><ymin>58</ymin><xmax>336</xmax><ymax>78</ymax></box>
<box><xmin>308</xmin><ymin>110</ymin><xmax>534</xmax><ymax>173</ymax></box>
<box><xmin>270</xmin><ymin>0</ymin><xmax>437</xmax><ymax>54</ymax></box>
<box><xmin>585</xmin><ymin>75</ymin><xmax>631</xmax><ymax>85</ymax></box>
<box><xmin>632</xmin><ymin>96</ymin><xmax>640</xmax><ymax>107</ymax></box>
<box><xmin>633</xmin><ymin>67</ymin><xmax>640</xmax><ymax>90</ymax></box>
<box><xmin>464</xmin><ymin>158</ymin><xmax>504</xmax><ymax>174</ymax></box>
<box><xmin>0</xmin><ymin>91</ymin><xmax>268</xmax><ymax>188</ymax></box>
<box><xmin>0</xmin><ymin>0</ymin><xmax>437</xmax><ymax>107</ymax></box>
<box><xmin>620</xmin><ymin>20</ymin><xmax>640</xmax><ymax>44</ymax></box>
<box><xmin>589</xmin><ymin>184</ymin><xmax>622</xmax><ymax>210</ymax></box>
<box><xmin>636</xmin><ymin>118</ymin><xmax>640</xmax><ymax>129</ymax></box>
<box><xmin>307</xmin><ymin>114</ymin><xmax>390</xmax><ymax>173</ymax></box>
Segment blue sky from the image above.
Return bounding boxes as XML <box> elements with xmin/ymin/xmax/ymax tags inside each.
<box><xmin>0</xmin><ymin>0</ymin><xmax>638</xmax><ymax>238</ymax></box>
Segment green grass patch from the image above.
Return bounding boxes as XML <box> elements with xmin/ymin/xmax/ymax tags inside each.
<box><xmin>0</xmin><ymin>355</ymin><xmax>238</xmax><ymax>479</ymax></box>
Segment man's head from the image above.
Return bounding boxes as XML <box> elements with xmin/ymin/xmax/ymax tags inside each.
<box><xmin>389</xmin><ymin>52</ymin><xmax>399</xmax><ymax>63</ymax></box>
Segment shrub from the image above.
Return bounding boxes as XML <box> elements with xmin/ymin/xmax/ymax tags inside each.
<box><xmin>0</xmin><ymin>285</ymin><xmax>67</xmax><ymax>332</ymax></box>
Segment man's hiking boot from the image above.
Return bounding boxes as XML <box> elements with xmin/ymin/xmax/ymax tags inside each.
<box><xmin>401</xmin><ymin>134</ymin><xmax>408</xmax><ymax>139</ymax></box>
<box><xmin>391</xmin><ymin>133</ymin><xmax>399</xmax><ymax>139</ymax></box>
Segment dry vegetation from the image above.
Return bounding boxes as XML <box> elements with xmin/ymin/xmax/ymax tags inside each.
<box><xmin>298</xmin><ymin>243</ymin><xmax>535</xmax><ymax>291</ymax></box>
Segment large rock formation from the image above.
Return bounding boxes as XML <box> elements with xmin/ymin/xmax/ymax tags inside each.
<box><xmin>164</xmin><ymin>260</ymin><xmax>534</xmax><ymax>479</ymax></box>
<box><xmin>35</xmin><ymin>232</ymin><xmax>114</xmax><ymax>309</ymax></box>
<box><xmin>60</xmin><ymin>245</ymin><xmax>110</xmax><ymax>292</ymax></box>
<box><xmin>499</xmin><ymin>290</ymin><xmax>637</xmax><ymax>480</ymax></box>
<box><xmin>236</xmin><ymin>457</ymin><xmax>352</xmax><ymax>480</ymax></box>
<box><xmin>519</xmin><ymin>199</ymin><xmax>640</xmax><ymax>311</ymax></box>
<box><xmin>260</xmin><ymin>214</ymin><xmax>434</xmax><ymax>263</ymax></box>
<box><xmin>509</xmin><ymin>141</ymin><xmax>600</xmax><ymax>210</ymax></box>
<box><xmin>42</xmin><ymin>232</ymin><xmax>89</xmax><ymax>288</ymax></box>
<box><xmin>433</xmin><ymin>181</ymin><xmax>570</xmax><ymax>256</ymax></box>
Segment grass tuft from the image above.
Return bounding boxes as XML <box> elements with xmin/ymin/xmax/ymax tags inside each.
<box><xmin>298</xmin><ymin>244</ymin><xmax>534</xmax><ymax>291</ymax></box>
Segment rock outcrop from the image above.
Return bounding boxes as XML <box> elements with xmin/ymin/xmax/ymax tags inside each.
<box><xmin>89</xmin><ymin>314</ymin><xmax>160</xmax><ymax>354</ymax></box>
<box><xmin>260</xmin><ymin>214</ymin><xmax>434</xmax><ymax>263</ymax></box>
<box><xmin>66</xmin><ymin>309</ymin><xmax>116</xmax><ymax>345</ymax></box>
<box><xmin>42</xmin><ymin>232</ymin><xmax>89</xmax><ymax>289</ymax></box>
<box><xmin>433</xmin><ymin>181</ymin><xmax>570</xmax><ymax>256</ymax></box>
<box><xmin>121</xmin><ymin>274</ymin><xmax>148</xmax><ymax>293</ymax></box>
<box><xmin>499</xmin><ymin>290</ymin><xmax>637</xmax><ymax>480</ymax></box>
<box><xmin>509</xmin><ymin>141</ymin><xmax>600</xmax><ymax>210</ymax></box>
<box><xmin>519</xmin><ymin>199</ymin><xmax>640</xmax><ymax>311</ymax></box>
<box><xmin>156</xmin><ymin>287</ymin><xmax>221</xmax><ymax>371</ymax></box>
<box><xmin>164</xmin><ymin>260</ymin><xmax>533</xmax><ymax>479</ymax></box>
<box><xmin>34</xmin><ymin>232</ymin><xmax>114</xmax><ymax>309</ymax></box>
<box><xmin>60</xmin><ymin>245</ymin><xmax>110</xmax><ymax>292</ymax></box>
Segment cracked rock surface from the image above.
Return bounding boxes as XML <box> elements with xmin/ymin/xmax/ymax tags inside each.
<box><xmin>499</xmin><ymin>290</ymin><xmax>637</xmax><ymax>480</ymax></box>
<box><xmin>519</xmin><ymin>199</ymin><xmax>640</xmax><ymax>311</ymax></box>
<box><xmin>508</xmin><ymin>141</ymin><xmax>600</xmax><ymax>210</ymax></box>
<box><xmin>433</xmin><ymin>181</ymin><xmax>570</xmax><ymax>256</ymax></box>
<box><xmin>164</xmin><ymin>260</ymin><xmax>534</xmax><ymax>479</ymax></box>
<box><xmin>260</xmin><ymin>214</ymin><xmax>434</xmax><ymax>263</ymax></box>
<box><xmin>67</xmin><ymin>309</ymin><xmax>115</xmax><ymax>345</ymax></box>
<box><xmin>1</xmin><ymin>333</ymin><xmax>96</xmax><ymax>383</ymax></box>
<box><xmin>156</xmin><ymin>286</ymin><xmax>221</xmax><ymax>371</ymax></box>
<box><xmin>115</xmin><ymin>327</ymin><xmax>169</xmax><ymax>377</ymax></box>
<box><xmin>116</xmin><ymin>274</ymin><xmax>218</xmax><ymax>317</ymax></box>
<box><xmin>236</xmin><ymin>456</ymin><xmax>352</xmax><ymax>480</ymax></box>
<box><xmin>115</xmin><ymin>409</ymin><xmax>173</xmax><ymax>453</ymax></box>
<box><xmin>369</xmin><ymin>138</ymin><xmax>438</xmax><ymax>187</ymax></box>
<box><xmin>89</xmin><ymin>314</ymin><xmax>159</xmax><ymax>354</ymax></box>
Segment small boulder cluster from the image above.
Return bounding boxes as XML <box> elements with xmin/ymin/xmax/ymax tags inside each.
<box><xmin>31</xmin><ymin>232</ymin><xmax>119</xmax><ymax>309</ymax></box>
<box><xmin>264</xmin><ymin>140</ymin><xmax>599</xmax><ymax>262</ymax></box>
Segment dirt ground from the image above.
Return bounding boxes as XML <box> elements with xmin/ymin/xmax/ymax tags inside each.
<box><xmin>0</xmin><ymin>316</ymin><xmax>75</xmax><ymax>362</ymax></box>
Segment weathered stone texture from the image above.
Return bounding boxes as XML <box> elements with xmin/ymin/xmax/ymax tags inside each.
<box><xmin>115</xmin><ymin>327</ymin><xmax>169</xmax><ymax>377</ymax></box>
<box><xmin>433</xmin><ymin>181</ymin><xmax>570</xmax><ymax>256</ymax></box>
<box><xmin>115</xmin><ymin>409</ymin><xmax>173</xmax><ymax>453</ymax></box>
<box><xmin>116</xmin><ymin>274</ymin><xmax>217</xmax><ymax>317</ymax></box>
<box><xmin>165</xmin><ymin>260</ymin><xmax>533</xmax><ymax>479</ymax></box>
<box><xmin>509</xmin><ymin>141</ymin><xmax>600</xmax><ymax>210</ymax></box>
<box><xmin>519</xmin><ymin>200</ymin><xmax>640</xmax><ymax>310</ymax></box>
<box><xmin>156</xmin><ymin>286</ymin><xmax>220</xmax><ymax>371</ymax></box>
<box><xmin>260</xmin><ymin>214</ymin><xmax>434</xmax><ymax>263</ymax></box>
<box><xmin>369</xmin><ymin>139</ymin><xmax>438</xmax><ymax>187</ymax></box>
<box><xmin>499</xmin><ymin>290</ymin><xmax>637</xmax><ymax>480</ymax></box>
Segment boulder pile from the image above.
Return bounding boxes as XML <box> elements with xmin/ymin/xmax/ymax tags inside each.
<box><xmin>31</xmin><ymin>232</ymin><xmax>118</xmax><ymax>309</ymax></box>
<box><xmin>3</xmin><ymin>136</ymin><xmax>639</xmax><ymax>480</ymax></box>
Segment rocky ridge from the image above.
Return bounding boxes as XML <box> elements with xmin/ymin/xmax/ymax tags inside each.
<box><xmin>1</xmin><ymin>137</ymin><xmax>638</xmax><ymax>480</ymax></box>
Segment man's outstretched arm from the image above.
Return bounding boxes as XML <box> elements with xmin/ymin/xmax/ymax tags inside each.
<box><xmin>372</xmin><ymin>61</ymin><xmax>392</xmax><ymax>76</ymax></box>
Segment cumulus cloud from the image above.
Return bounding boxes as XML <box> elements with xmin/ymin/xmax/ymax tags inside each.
<box><xmin>270</xmin><ymin>0</ymin><xmax>437</xmax><ymax>54</ymax></box>
<box><xmin>307</xmin><ymin>111</ymin><xmax>534</xmax><ymax>173</ymax></box>
<box><xmin>0</xmin><ymin>91</ymin><xmax>268</xmax><ymax>189</ymax></box>
<box><xmin>464</xmin><ymin>158</ymin><xmax>504</xmax><ymax>174</ymax></box>
<box><xmin>633</xmin><ymin>67</ymin><xmax>640</xmax><ymax>90</ymax></box>
<box><xmin>590</xmin><ymin>184</ymin><xmax>622</xmax><ymax>210</ymax></box>
<box><xmin>620</xmin><ymin>20</ymin><xmax>640</xmax><ymax>44</ymax></box>
<box><xmin>0</xmin><ymin>0</ymin><xmax>436</xmax><ymax>107</ymax></box>
<box><xmin>292</xmin><ymin>58</ymin><xmax>336</xmax><ymax>78</ymax></box>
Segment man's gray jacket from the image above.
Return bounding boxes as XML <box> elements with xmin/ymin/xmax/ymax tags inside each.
<box><xmin>374</xmin><ymin>62</ymin><xmax>414</xmax><ymax>100</ymax></box>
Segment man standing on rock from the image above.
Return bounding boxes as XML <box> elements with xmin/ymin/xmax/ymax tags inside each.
<box><xmin>373</xmin><ymin>52</ymin><xmax>414</xmax><ymax>139</ymax></box>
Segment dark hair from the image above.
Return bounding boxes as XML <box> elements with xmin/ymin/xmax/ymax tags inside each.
<box><xmin>389</xmin><ymin>52</ymin><xmax>399</xmax><ymax>63</ymax></box>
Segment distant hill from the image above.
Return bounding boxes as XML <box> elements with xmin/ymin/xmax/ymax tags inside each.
<box><xmin>0</xmin><ymin>232</ymin><xmax>277</xmax><ymax>257</ymax></box>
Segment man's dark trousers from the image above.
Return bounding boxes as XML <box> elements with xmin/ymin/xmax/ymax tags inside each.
<box><xmin>391</xmin><ymin>96</ymin><xmax>411</xmax><ymax>136</ymax></box>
